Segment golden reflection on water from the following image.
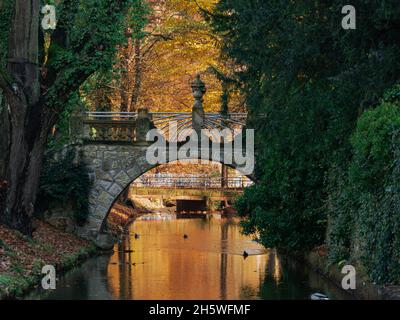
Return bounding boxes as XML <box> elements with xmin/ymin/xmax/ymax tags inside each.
<box><xmin>106</xmin><ymin>215</ymin><xmax>279</xmax><ymax>300</ymax></box>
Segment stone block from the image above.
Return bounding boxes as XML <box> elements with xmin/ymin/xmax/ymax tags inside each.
<box><xmin>97</xmin><ymin>180</ymin><xmax>112</xmax><ymax>191</ymax></box>
<box><xmin>114</xmin><ymin>170</ymin><xmax>132</xmax><ymax>187</ymax></box>
<box><xmin>109</xmin><ymin>183</ymin><xmax>123</xmax><ymax>197</ymax></box>
<box><xmin>104</xmin><ymin>151</ymin><xmax>118</xmax><ymax>160</ymax></box>
<box><xmin>85</xmin><ymin>218</ymin><xmax>103</xmax><ymax>236</ymax></box>
<box><xmin>92</xmin><ymin>159</ymin><xmax>102</xmax><ymax>167</ymax></box>
<box><xmin>126</xmin><ymin>167</ymin><xmax>141</xmax><ymax>180</ymax></box>
<box><xmin>93</xmin><ymin>205</ymin><xmax>109</xmax><ymax>220</ymax></box>
<box><xmin>97</xmin><ymin>191</ymin><xmax>114</xmax><ymax>208</ymax></box>
<box><xmin>96</xmin><ymin>170</ymin><xmax>113</xmax><ymax>182</ymax></box>
<box><xmin>83</xmin><ymin>145</ymin><xmax>97</xmax><ymax>153</ymax></box>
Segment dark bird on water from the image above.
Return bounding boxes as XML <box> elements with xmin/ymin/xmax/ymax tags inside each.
<box><xmin>184</xmin><ymin>234</ymin><xmax>188</xmax><ymax>239</ymax></box>
<box><xmin>243</xmin><ymin>251</ymin><xmax>249</xmax><ymax>258</ymax></box>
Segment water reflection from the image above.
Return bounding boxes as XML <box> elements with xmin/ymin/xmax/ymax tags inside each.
<box><xmin>107</xmin><ymin>216</ymin><xmax>269</xmax><ymax>300</ymax></box>
<box><xmin>27</xmin><ymin>215</ymin><xmax>351</xmax><ymax>300</ymax></box>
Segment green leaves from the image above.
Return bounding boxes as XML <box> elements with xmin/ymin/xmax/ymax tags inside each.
<box><xmin>212</xmin><ymin>0</ymin><xmax>400</xmax><ymax>281</ymax></box>
<box><xmin>39</xmin><ymin>149</ymin><xmax>92</xmax><ymax>226</ymax></box>
<box><xmin>43</xmin><ymin>0</ymin><xmax>143</xmax><ymax>110</ymax></box>
<box><xmin>328</xmin><ymin>85</ymin><xmax>400</xmax><ymax>284</ymax></box>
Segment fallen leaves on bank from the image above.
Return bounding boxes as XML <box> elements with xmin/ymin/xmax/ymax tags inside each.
<box><xmin>0</xmin><ymin>220</ymin><xmax>95</xmax><ymax>299</ymax></box>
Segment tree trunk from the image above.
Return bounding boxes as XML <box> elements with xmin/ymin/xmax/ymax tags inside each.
<box><xmin>0</xmin><ymin>0</ymin><xmax>134</xmax><ymax>235</ymax></box>
<box><xmin>119</xmin><ymin>31</ymin><xmax>133</xmax><ymax>112</ymax></box>
<box><xmin>0</xmin><ymin>0</ymin><xmax>46</xmax><ymax>235</ymax></box>
<box><xmin>120</xmin><ymin>44</ymin><xmax>132</xmax><ymax>112</ymax></box>
<box><xmin>130</xmin><ymin>38</ymin><xmax>142</xmax><ymax>111</ymax></box>
<box><xmin>221</xmin><ymin>164</ymin><xmax>228</xmax><ymax>188</ymax></box>
<box><xmin>1</xmin><ymin>108</ymin><xmax>52</xmax><ymax>234</ymax></box>
<box><xmin>0</xmin><ymin>94</ymin><xmax>9</xmax><ymax>179</ymax></box>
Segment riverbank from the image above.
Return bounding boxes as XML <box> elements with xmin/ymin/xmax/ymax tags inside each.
<box><xmin>108</xmin><ymin>197</ymin><xmax>175</xmax><ymax>234</ymax></box>
<box><xmin>0</xmin><ymin>220</ymin><xmax>97</xmax><ymax>300</ymax></box>
<box><xmin>299</xmin><ymin>246</ymin><xmax>400</xmax><ymax>300</ymax></box>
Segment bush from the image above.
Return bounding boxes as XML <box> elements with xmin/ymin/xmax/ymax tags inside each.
<box><xmin>236</xmin><ymin>179</ymin><xmax>326</xmax><ymax>252</ymax></box>
<box><xmin>328</xmin><ymin>84</ymin><xmax>400</xmax><ymax>284</ymax></box>
<box><xmin>38</xmin><ymin>149</ymin><xmax>92</xmax><ymax>226</ymax></box>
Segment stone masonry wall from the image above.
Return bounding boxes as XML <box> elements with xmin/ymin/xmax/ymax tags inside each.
<box><xmin>76</xmin><ymin>143</ymin><xmax>155</xmax><ymax>240</ymax></box>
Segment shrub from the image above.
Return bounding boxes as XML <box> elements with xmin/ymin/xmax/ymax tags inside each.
<box><xmin>328</xmin><ymin>84</ymin><xmax>400</xmax><ymax>284</ymax></box>
<box><xmin>38</xmin><ymin>149</ymin><xmax>92</xmax><ymax>226</ymax></box>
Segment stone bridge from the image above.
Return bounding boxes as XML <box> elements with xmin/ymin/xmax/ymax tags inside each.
<box><xmin>64</xmin><ymin>76</ymin><xmax>254</xmax><ymax>248</ymax></box>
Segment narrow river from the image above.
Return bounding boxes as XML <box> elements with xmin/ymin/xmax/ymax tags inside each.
<box><xmin>28</xmin><ymin>214</ymin><xmax>351</xmax><ymax>300</ymax></box>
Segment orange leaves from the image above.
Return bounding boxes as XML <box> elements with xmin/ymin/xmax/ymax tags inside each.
<box><xmin>85</xmin><ymin>0</ymin><xmax>245</xmax><ymax>114</ymax></box>
<box><xmin>0</xmin><ymin>221</ymin><xmax>91</xmax><ymax>276</ymax></box>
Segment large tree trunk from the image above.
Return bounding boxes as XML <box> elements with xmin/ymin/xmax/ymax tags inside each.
<box><xmin>0</xmin><ymin>0</ymin><xmax>46</xmax><ymax>235</ymax></box>
<box><xmin>0</xmin><ymin>94</ymin><xmax>9</xmax><ymax>179</ymax></box>
<box><xmin>0</xmin><ymin>0</ymin><xmax>134</xmax><ymax>235</ymax></box>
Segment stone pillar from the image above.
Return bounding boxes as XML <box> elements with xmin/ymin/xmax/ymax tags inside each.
<box><xmin>69</xmin><ymin>109</ymin><xmax>84</xmax><ymax>140</ymax></box>
<box><xmin>136</xmin><ymin>108</ymin><xmax>152</xmax><ymax>143</ymax></box>
<box><xmin>191</xmin><ymin>74</ymin><xmax>206</xmax><ymax>135</ymax></box>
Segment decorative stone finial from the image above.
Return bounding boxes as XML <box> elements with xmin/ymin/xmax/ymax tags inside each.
<box><xmin>191</xmin><ymin>74</ymin><xmax>206</xmax><ymax>99</ymax></box>
<box><xmin>191</xmin><ymin>75</ymin><xmax>206</xmax><ymax>135</ymax></box>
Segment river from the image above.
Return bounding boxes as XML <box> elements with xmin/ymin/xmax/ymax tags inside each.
<box><xmin>27</xmin><ymin>214</ymin><xmax>351</xmax><ymax>300</ymax></box>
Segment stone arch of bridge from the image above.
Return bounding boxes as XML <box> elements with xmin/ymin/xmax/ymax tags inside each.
<box><xmin>84</xmin><ymin>145</ymin><xmax>255</xmax><ymax>241</ymax></box>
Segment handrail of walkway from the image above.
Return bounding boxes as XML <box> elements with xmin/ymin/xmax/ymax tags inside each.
<box><xmin>84</xmin><ymin>111</ymin><xmax>247</xmax><ymax>118</ymax></box>
<box><xmin>132</xmin><ymin>174</ymin><xmax>253</xmax><ymax>189</ymax></box>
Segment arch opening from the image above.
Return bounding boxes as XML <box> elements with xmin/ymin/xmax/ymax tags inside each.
<box><xmin>100</xmin><ymin>159</ymin><xmax>253</xmax><ymax>234</ymax></box>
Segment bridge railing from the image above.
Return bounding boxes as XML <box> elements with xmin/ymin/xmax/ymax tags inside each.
<box><xmin>69</xmin><ymin>75</ymin><xmax>247</xmax><ymax>143</ymax></box>
<box><xmin>84</xmin><ymin>112</ymin><xmax>138</xmax><ymax>119</ymax></box>
<box><xmin>72</xmin><ymin>108</ymin><xmax>153</xmax><ymax>143</ymax></box>
<box><xmin>72</xmin><ymin>111</ymin><xmax>247</xmax><ymax>143</ymax></box>
<box><xmin>83</xmin><ymin>117</ymin><xmax>137</xmax><ymax>142</ymax></box>
<box><xmin>131</xmin><ymin>174</ymin><xmax>253</xmax><ymax>189</ymax></box>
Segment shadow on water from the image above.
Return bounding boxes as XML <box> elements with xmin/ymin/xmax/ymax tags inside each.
<box><xmin>27</xmin><ymin>215</ymin><xmax>353</xmax><ymax>300</ymax></box>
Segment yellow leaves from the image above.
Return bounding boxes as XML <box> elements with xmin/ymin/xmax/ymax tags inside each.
<box><xmin>84</xmin><ymin>0</ymin><xmax>244</xmax><ymax>114</ymax></box>
<box><xmin>137</xmin><ymin>0</ymin><xmax>223</xmax><ymax>112</ymax></box>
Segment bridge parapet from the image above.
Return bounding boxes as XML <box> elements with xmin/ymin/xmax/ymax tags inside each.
<box><xmin>69</xmin><ymin>108</ymin><xmax>152</xmax><ymax>144</ymax></box>
<box><xmin>69</xmin><ymin>75</ymin><xmax>247</xmax><ymax>144</ymax></box>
